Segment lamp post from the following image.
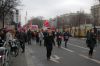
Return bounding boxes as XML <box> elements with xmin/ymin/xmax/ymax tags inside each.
<box><xmin>2</xmin><ymin>0</ymin><xmax>5</xmax><ymax>28</ymax></box>
<box><xmin>16</xmin><ymin>9</ymin><xmax>19</xmax><ymax>23</ymax></box>
<box><xmin>16</xmin><ymin>9</ymin><xmax>19</xmax><ymax>30</ymax></box>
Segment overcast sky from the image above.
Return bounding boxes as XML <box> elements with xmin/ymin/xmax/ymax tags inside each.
<box><xmin>20</xmin><ymin>0</ymin><xmax>98</xmax><ymax>25</ymax></box>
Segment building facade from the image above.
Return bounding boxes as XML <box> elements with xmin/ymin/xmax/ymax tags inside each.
<box><xmin>91</xmin><ymin>4</ymin><xmax>100</xmax><ymax>26</ymax></box>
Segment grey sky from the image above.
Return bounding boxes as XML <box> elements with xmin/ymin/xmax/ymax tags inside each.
<box><xmin>20</xmin><ymin>0</ymin><xmax>97</xmax><ymax>25</ymax></box>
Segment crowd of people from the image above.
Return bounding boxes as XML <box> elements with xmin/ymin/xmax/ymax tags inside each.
<box><xmin>0</xmin><ymin>27</ymin><xmax>97</xmax><ymax>60</ymax></box>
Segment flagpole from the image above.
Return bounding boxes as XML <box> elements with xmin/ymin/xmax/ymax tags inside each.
<box><xmin>25</xmin><ymin>11</ymin><xmax>28</xmax><ymax>30</ymax></box>
<box><xmin>25</xmin><ymin>11</ymin><xmax>27</xmax><ymax>24</ymax></box>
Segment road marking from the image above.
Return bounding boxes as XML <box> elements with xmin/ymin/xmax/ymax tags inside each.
<box><xmin>79</xmin><ymin>54</ymin><xmax>100</xmax><ymax>64</ymax></box>
<box><xmin>68</xmin><ymin>43</ymin><xmax>96</xmax><ymax>52</ymax></box>
<box><xmin>68</xmin><ymin>43</ymin><xmax>88</xmax><ymax>50</ymax></box>
<box><xmin>53</xmin><ymin>55</ymin><xmax>61</xmax><ymax>60</ymax></box>
<box><xmin>61</xmin><ymin>47</ymin><xmax>74</xmax><ymax>53</ymax></box>
<box><xmin>81</xmin><ymin>38</ymin><xmax>86</xmax><ymax>39</ymax></box>
<box><xmin>50</xmin><ymin>56</ymin><xmax>60</xmax><ymax>63</ymax></box>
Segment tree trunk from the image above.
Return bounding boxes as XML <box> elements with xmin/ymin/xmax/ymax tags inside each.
<box><xmin>3</xmin><ymin>13</ymin><xmax>5</xmax><ymax>28</ymax></box>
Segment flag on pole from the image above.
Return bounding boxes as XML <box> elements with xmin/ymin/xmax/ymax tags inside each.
<box><xmin>25</xmin><ymin>11</ymin><xmax>27</xmax><ymax>23</ymax></box>
<box><xmin>44</xmin><ymin>20</ymin><xmax>50</xmax><ymax>27</ymax></box>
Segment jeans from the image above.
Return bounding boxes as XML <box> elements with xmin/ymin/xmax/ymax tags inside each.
<box><xmin>46</xmin><ymin>47</ymin><xmax>52</xmax><ymax>59</ymax></box>
<box><xmin>89</xmin><ymin>47</ymin><xmax>94</xmax><ymax>56</ymax></box>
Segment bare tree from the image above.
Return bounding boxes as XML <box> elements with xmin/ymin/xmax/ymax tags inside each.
<box><xmin>0</xmin><ymin>0</ymin><xmax>20</xmax><ymax>28</ymax></box>
<box><xmin>28</xmin><ymin>17</ymin><xmax>44</xmax><ymax>28</ymax></box>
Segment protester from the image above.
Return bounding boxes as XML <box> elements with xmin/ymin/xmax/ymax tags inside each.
<box><xmin>6</xmin><ymin>30</ymin><xmax>13</xmax><ymax>44</ymax></box>
<box><xmin>86</xmin><ymin>29</ymin><xmax>97</xmax><ymax>58</ymax></box>
<box><xmin>45</xmin><ymin>28</ymin><xmax>54</xmax><ymax>60</ymax></box>
<box><xmin>19</xmin><ymin>29</ymin><xmax>26</xmax><ymax>53</ymax></box>
<box><xmin>35</xmin><ymin>31</ymin><xmax>39</xmax><ymax>44</ymax></box>
<box><xmin>0</xmin><ymin>29</ymin><xmax>6</xmax><ymax>40</ymax></box>
<box><xmin>0</xmin><ymin>30</ymin><xmax>5</xmax><ymax>47</ymax></box>
<box><xmin>15</xmin><ymin>30</ymin><xmax>20</xmax><ymax>40</ymax></box>
<box><xmin>27</xmin><ymin>29</ymin><xmax>32</xmax><ymax>45</ymax></box>
<box><xmin>56</xmin><ymin>29</ymin><xmax>62</xmax><ymax>48</ymax></box>
<box><xmin>63</xmin><ymin>29</ymin><xmax>70</xmax><ymax>48</ymax></box>
<box><xmin>43</xmin><ymin>30</ymin><xmax>48</xmax><ymax>46</ymax></box>
<box><xmin>39</xmin><ymin>30</ymin><xmax>44</xmax><ymax>46</ymax></box>
<box><xmin>52</xmin><ymin>31</ymin><xmax>56</xmax><ymax>46</ymax></box>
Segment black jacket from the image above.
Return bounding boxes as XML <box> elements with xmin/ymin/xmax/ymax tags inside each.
<box><xmin>19</xmin><ymin>32</ymin><xmax>26</xmax><ymax>43</ymax></box>
<box><xmin>56</xmin><ymin>32</ymin><xmax>62</xmax><ymax>41</ymax></box>
<box><xmin>45</xmin><ymin>33</ymin><xmax>54</xmax><ymax>48</ymax></box>
<box><xmin>86</xmin><ymin>32</ymin><xmax>97</xmax><ymax>48</ymax></box>
<box><xmin>43</xmin><ymin>31</ymin><xmax>48</xmax><ymax>40</ymax></box>
<box><xmin>27</xmin><ymin>30</ymin><xmax>32</xmax><ymax>39</ymax></box>
<box><xmin>63</xmin><ymin>32</ymin><xmax>70</xmax><ymax>40</ymax></box>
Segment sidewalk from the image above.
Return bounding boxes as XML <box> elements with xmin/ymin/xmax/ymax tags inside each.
<box><xmin>10</xmin><ymin>50</ymin><xmax>27</xmax><ymax>66</ymax></box>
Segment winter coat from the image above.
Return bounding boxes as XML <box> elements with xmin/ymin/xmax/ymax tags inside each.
<box><xmin>27</xmin><ymin>30</ymin><xmax>32</xmax><ymax>40</ymax></box>
<box><xmin>43</xmin><ymin>31</ymin><xmax>48</xmax><ymax>40</ymax></box>
<box><xmin>19</xmin><ymin>32</ymin><xmax>26</xmax><ymax>43</ymax></box>
<box><xmin>86</xmin><ymin>32</ymin><xmax>97</xmax><ymax>48</ymax></box>
<box><xmin>56</xmin><ymin>32</ymin><xmax>62</xmax><ymax>41</ymax></box>
<box><xmin>6</xmin><ymin>32</ymin><xmax>13</xmax><ymax>43</ymax></box>
<box><xmin>45</xmin><ymin>33</ymin><xmax>54</xmax><ymax>48</ymax></box>
<box><xmin>63</xmin><ymin>32</ymin><xmax>70</xmax><ymax>41</ymax></box>
<box><xmin>39</xmin><ymin>32</ymin><xmax>44</xmax><ymax>41</ymax></box>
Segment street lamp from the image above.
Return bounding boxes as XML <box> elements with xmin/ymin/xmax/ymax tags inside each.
<box><xmin>2</xmin><ymin>0</ymin><xmax>6</xmax><ymax>28</ymax></box>
<box><xmin>16</xmin><ymin>9</ymin><xmax>19</xmax><ymax>23</ymax></box>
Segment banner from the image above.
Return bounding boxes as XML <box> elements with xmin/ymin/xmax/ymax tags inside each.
<box><xmin>31</xmin><ymin>25</ymin><xmax>38</xmax><ymax>30</ymax></box>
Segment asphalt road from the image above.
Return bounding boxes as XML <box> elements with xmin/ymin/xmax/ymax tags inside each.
<box><xmin>10</xmin><ymin>38</ymin><xmax>100</xmax><ymax>66</ymax></box>
<box><xmin>10</xmin><ymin>50</ymin><xmax>27</xmax><ymax>66</ymax></box>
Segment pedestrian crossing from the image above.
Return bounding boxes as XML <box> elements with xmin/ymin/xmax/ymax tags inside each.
<box><xmin>50</xmin><ymin>55</ymin><xmax>60</xmax><ymax>63</ymax></box>
<box><xmin>61</xmin><ymin>47</ymin><xmax>74</xmax><ymax>53</ymax></box>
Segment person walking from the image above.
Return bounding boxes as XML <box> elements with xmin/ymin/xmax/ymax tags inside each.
<box><xmin>86</xmin><ymin>29</ymin><xmax>97</xmax><ymax>58</ymax></box>
<box><xmin>45</xmin><ymin>28</ymin><xmax>54</xmax><ymax>60</ymax></box>
<box><xmin>19</xmin><ymin>29</ymin><xmax>26</xmax><ymax>53</ymax></box>
<box><xmin>0</xmin><ymin>29</ymin><xmax>6</xmax><ymax>41</ymax></box>
<box><xmin>39</xmin><ymin>30</ymin><xmax>44</xmax><ymax>46</ymax></box>
<box><xmin>52</xmin><ymin>31</ymin><xmax>56</xmax><ymax>46</ymax></box>
<box><xmin>56</xmin><ymin>29</ymin><xmax>62</xmax><ymax>48</ymax></box>
<box><xmin>63</xmin><ymin>29</ymin><xmax>70</xmax><ymax>48</ymax></box>
<box><xmin>35</xmin><ymin>31</ymin><xmax>39</xmax><ymax>44</ymax></box>
<box><xmin>6</xmin><ymin>30</ymin><xmax>13</xmax><ymax>44</ymax></box>
<box><xmin>43</xmin><ymin>30</ymin><xmax>48</xmax><ymax>46</ymax></box>
<box><xmin>27</xmin><ymin>29</ymin><xmax>32</xmax><ymax>45</ymax></box>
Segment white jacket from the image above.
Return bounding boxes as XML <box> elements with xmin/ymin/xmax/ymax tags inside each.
<box><xmin>39</xmin><ymin>32</ymin><xmax>44</xmax><ymax>41</ymax></box>
<box><xmin>6</xmin><ymin>32</ymin><xmax>13</xmax><ymax>42</ymax></box>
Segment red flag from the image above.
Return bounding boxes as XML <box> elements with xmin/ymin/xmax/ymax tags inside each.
<box><xmin>44</xmin><ymin>20</ymin><xmax>50</xmax><ymax>27</ymax></box>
